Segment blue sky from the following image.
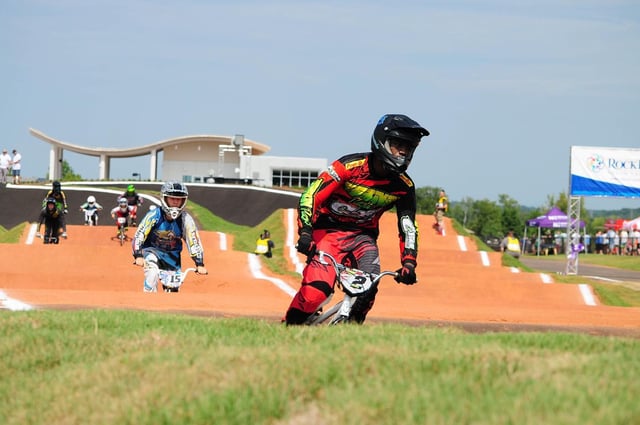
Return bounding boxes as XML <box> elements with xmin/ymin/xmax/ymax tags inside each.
<box><xmin>2</xmin><ymin>0</ymin><xmax>639</xmax><ymax>210</ymax></box>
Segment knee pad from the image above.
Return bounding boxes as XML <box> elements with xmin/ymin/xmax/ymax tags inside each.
<box><xmin>285</xmin><ymin>281</ymin><xmax>333</xmax><ymax>324</ymax></box>
<box><xmin>143</xmin><ymin>253</ymin><xmax>160</xmax><ymax>292</ymax></box>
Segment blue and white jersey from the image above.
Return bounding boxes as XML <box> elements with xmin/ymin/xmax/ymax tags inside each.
<box><xmin>132</xmin><ymin>207</ymin><xmax>205</xmax><ymax>270</ymax></box>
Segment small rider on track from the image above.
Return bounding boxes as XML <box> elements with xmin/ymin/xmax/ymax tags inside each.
<box><xmin>131</xmin><ymin>181</ymin><xmax>207</xmax><ymax>292</ymax></box>
<box><xmin>79</xmin><ymin>195</ymin><xmax>103</xmax><ymax>226</ymax></box>
<box><xmin>111</xmin><ymin>197</ymin><xmax>134</xmax><ymax>236</ymax></box>
<box><xmin>120</xmin><ymin>184</ymin><xmax>144</xmax><ymax>226</ymax></box>
<box><xmin>36</xmin><ymin>197</ymin><xmax>64</xmax><ymax>244</ymax></box>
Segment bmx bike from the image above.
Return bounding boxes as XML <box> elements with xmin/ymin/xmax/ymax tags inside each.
<box><xmin>37</xmin><ymin>224</ymin><xmax>61</xmax><ymax>244</ymax></box>
<box><xmin>159</xmin><ymin>267</ymin><xmax>199</xmax><ymax>293</ymax></box>
<box><xmin>82</xmin><ymin>208</ymin><xmax>99</xmax><ymax>226</ymax></box>
<box><xmin>304</xmin><ymin>251</ymin><xmax>398</xmax><ymax>326</ymax></box>
<box><xmin>112</xmin><ymin>217</ymin><xmax>130</xmax><ymax>246</ymax></box>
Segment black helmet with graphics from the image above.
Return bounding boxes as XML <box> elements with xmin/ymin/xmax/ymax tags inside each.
<box><xmin>52</xmin><ymin>180</ymin><xmax>61</xmax><ymax>192</ymax></box>
<box><xmin>160</xmin><ymin>181</ymin><xmax>188</xmax><ymax>220</ymax></box>
<box><xmin>371</xmin><ymin>114</ymin><xmax>429</xmax><ymax>173</ymax></box>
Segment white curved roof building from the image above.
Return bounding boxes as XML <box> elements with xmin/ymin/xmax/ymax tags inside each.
<box><xmin>29</xmin><ymin>128</ymin><xmax>326</xmax><ymax>188</ymax></box>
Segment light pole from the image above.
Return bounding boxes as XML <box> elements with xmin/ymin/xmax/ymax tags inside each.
<box><xmin>132</xmin><ymin>172</ymin><xmax>141</xmax><ymax>181</ymax></box>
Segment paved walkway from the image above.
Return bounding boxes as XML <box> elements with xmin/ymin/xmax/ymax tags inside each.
<box><xmin>519</xmin><ymin>256</ymin><xmax>640</xmax><ymax>288</ymax></box>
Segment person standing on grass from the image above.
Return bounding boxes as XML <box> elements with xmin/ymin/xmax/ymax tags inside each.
<box><xmin>500</xmin><ymin>230</ymin><xmax>521</xmax><ymax>258</ymax></box>
<box><xmin>255</xmin><ymin>229</ymin><xmax>275</xmax><ymax>258</ymax></box>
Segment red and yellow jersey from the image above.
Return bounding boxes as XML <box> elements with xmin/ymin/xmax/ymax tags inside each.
<box><xmin>298</xmin><ymin>152</ymin><xmax>418</xmax><ymax>264</ymax></box>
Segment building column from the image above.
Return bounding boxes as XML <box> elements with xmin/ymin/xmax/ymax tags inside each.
<box><xmin>150</xmin><ymin>149</ymin><xmax>157</xmax><ymax>180</ymax></box>
<box><xmin>104</xmin><ymin>157</ymin><xmax>110</xmax><ymax>179</ymax></box>
<box><xmin>99</xmin><ymin>154</ymin><xmax>108</xmax><ymax>180</ymax></box>
<box><xmin>49</xmin><ymin>146</ymin><xmax>63</xmax><ymax>180</ymax></box>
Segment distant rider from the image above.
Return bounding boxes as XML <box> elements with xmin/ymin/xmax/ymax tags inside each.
<box><xmin>37</xmin><ymin>197</ymin><xmax>64</xmax><ymax>244</ymax></box>
<box><xmin>132</xmin><ymin>181</ymin><xmax>208</xmax><ymax>292</ymax></box>
<box><xmin>121</xmin><ymin>184</ymin><xmax>144</xmax><ymax>226</ymax></box>
<box><xmin>43</xmin><ymin>180</ymin><xmax>68</xmax><ymax>238</ymax></box>
<box><xmin>79</xmin><ymin>195</ymin><xmax>103</xmax><ymax>226</ymax></box>
<box><xmin>111</xmin><ymin>197</ymin><xmax>134</xmax><ymax>235</ymax></box>
<box><xmin>433</xmin><ymin>189</ymin><xmax>448</xmax><ymax>235</ymax></box>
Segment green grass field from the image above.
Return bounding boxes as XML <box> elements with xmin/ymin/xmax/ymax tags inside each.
<box><xmin>2</xmin><ymin>310</ymin><xmax>639</xmax><ymax>425</ymax></box>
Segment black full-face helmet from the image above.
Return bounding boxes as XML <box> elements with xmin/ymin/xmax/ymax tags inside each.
<box><xmin>52</xmin><ymin>180</ymin><xmax>61</xmax><ymax>192</ymax></box>
<box><xmin>371</xmin><ymin>114</ymin><xmax>429</xmax><ymax>173</ymax></box>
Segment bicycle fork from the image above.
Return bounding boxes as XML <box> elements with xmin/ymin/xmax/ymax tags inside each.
<box><xmin>329</xmin><ymin>294</ymin><xmax>356</xmax><ymax>325</ymax></box>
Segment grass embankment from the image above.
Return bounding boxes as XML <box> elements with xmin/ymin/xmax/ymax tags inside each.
<box><xmin>2</xmin><ymin>310</ymin><xmax>639</xmax><ymax>425</ymax></box>
<box><xmin>187</xmin><ymin>202</ymin><xmax>298</xmax><ymax>278</ymax></box>
<box><xmin>0</xmin><ymin>222</ymin><xmax>27</xmax><ymax>244</ymax></box>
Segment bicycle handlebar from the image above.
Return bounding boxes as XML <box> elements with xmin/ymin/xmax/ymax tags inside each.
<box><xmin>316</xmin><ymin>250</ymin><xmax>399</xmax><ymax>285</ymax></box>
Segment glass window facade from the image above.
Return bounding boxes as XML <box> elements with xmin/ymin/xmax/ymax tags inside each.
<box><xmin>272</xmin><ymin>169</ymin><xmax>319</xmax><ymax>188</ymax></box>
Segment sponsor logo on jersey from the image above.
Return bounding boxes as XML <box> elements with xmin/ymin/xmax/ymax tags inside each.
<box><xmin>344</xmin><ymin>158</ymin><xmax>366</xmax><ymax>170</ymax></box>
<box><xmin>344</xmin><ymin>182</ymin><xmax>398</xmax><ymax>208</ymax></box>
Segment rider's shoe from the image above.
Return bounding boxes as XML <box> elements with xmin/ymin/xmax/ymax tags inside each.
<box><xmin>131</xmin><ymin>221</ymin><xmax>137</xmax><ymax>227</ymax></box>
<box><xmin>61</xmin><ymin>232</ymin><xmax>68</xmax><ymax>239</ymax></box>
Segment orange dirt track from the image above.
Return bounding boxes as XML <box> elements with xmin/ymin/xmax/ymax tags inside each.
<box><xmin>4</xmin><ymin>211</ymin><xmax>640</xmax><ymax>337</ymax></box>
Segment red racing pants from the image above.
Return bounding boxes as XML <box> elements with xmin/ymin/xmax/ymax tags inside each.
<box><xmin>285</xmin><ymin>229</ymin><xmax>380</xmax><ymax>324</ymax></box>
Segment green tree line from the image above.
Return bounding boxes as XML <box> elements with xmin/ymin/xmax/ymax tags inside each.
<box><xmin>416</xmin><ymin>186</ymin><xmax>640</xmax><ymax>240</ymax></box>
<box><xmin>55</xmin><ymin>160</ymin><xmax>637</xmax><ymax>241</ymax></box>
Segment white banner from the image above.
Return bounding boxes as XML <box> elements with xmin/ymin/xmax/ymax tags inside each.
<box><xmin>570</xmin><ymin>146</ymin><xmax>640</xmax><ymax>198</ymax></box>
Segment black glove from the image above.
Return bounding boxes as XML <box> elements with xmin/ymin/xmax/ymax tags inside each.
<box><xmin>395</xmin><ymin>263</ymin><xmax>417</xmax><ymax>285</ymax></box>
<box><xmin>296</xmin><ymin>228</ymin><xmax>316</xmax><ymax>257</ymax></box>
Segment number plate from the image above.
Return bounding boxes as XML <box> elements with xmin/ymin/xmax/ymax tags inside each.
<box><xmin>159</xmin><ymin>270</ymin><xmax>183</xmax><ymax>289</ymax></box>
<box><xmin>338</xmin><ymin>268</ymin><xmax>373</xmax><ymax>296</ymax></box>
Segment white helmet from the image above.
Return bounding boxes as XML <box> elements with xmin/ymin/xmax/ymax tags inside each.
<box><xmin>87</xmin><ymin>195</ymin><xmax>96</xmax><ymax>204</ymax></box>
<box><xmin>160</xmin><ymin>181</ymin><xmax>188</xmax><ymax>220</ymax></box>
<box><xmin>118</xmin><ymin>197</ymin><xmax>128</xmax><ymax>210</ymax></box>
